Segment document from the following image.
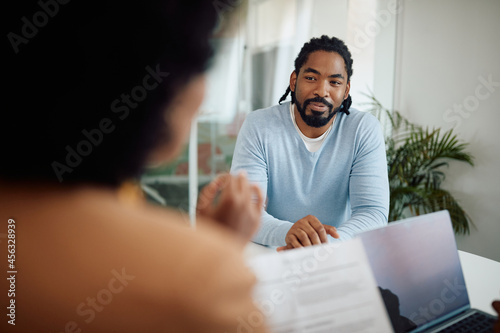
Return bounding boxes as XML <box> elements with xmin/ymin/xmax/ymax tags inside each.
<box><xmin>246</xmin><ymin>238</ymin><xmax>394</xmax><ymax>333</ymax></box>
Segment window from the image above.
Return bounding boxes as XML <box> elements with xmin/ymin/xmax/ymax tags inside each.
<box><xmin>140</xmin><ymin>0</ymin><xmax>398</xmax><ymax>223</ymax></box>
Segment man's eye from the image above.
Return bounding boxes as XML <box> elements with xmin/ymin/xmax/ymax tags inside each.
<box><xmin>305</xmin><ymin>76</ymin><xmax>315</xmax><ymax>81</ymax></box>
<box><xmin>331</xmin><ymin>81</ymin><xmax>341</xmax><ymax>85</ymax></box>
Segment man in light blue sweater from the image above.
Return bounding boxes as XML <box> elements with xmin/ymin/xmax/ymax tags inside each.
<box><xmin>231</xmin><ymin>35</ymin><xmax>389</xmax><ymax>250</ymax></box>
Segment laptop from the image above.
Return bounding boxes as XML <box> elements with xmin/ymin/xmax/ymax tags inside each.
<box><xmin>357</xmin><ymin>210</ymin><xmax>497</xmax><ymax>333</ymax></box>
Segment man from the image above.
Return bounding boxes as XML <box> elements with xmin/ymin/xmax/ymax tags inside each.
<box><xmin>231</xmin><ymin>35</ymin><xmax>389</xmax><ymax>250</ymax></box>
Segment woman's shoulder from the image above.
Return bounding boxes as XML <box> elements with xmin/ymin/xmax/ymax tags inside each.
<box><xmin>0</xmin><ymin>184</ymin><xmax>261</xmax><ymax>332</ymax></box>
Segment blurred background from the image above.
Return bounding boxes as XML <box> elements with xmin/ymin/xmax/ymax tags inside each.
<box><xmin>140</xmin><ymin>0</ymin><xmax>500</xmax><ymax>262</ymax></box>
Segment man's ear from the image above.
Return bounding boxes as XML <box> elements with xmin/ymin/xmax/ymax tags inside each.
<box><xmin>290</xmin><ymin>71</ymin><xmax>297</xmax><ymax>92</ymax></box>
<box><xmin>344</xmin><ymin>81</ymin><xmax>351</xmax><ymax>100</ymax></box>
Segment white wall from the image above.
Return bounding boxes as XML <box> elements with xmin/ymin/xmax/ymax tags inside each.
<box><xmin>394</xmin><ymin>0</ymin><xmax>500</xmax><ymax>261</ymax></box>
<box><xmin>246</xmin><ymin>0</ymin><xmax>349</xmax><ymax>108</ymax></box>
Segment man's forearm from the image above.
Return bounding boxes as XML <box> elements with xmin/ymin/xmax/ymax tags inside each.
<box><xmin>336</xmin><ymin>207</ymin><xmax>388</xmax><ymax>240</ymax></box>
<box><xmin>252</xmin><ymin>211</ymin><xmax>293</xmax><ymax>247</ymax></box>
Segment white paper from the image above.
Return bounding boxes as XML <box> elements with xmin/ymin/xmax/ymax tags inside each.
<box><xmin>246</xmin><ymin>239</ymin><xmax>394</xmax><ymax>333</ymax></box>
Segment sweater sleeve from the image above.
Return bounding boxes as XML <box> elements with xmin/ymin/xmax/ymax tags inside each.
<box><xmin>335</xmin><ymin>113</ymin><xmax>389</xmax><ymax>240</ymax></box>
<box><xmin>230</xmin><ymin>112</ymin><xmax>292</xmax><ymax>247</ymax></box>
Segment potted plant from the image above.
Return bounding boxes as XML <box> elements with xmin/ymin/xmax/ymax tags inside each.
<box><xmin>365</xmin><ymin>94</ymin><xmax>474</xmax><ymax>235</ymax></box>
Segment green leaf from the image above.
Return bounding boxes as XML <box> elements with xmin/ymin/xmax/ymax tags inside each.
<box><xmin>365</xmin><ymin>93</ymin><xmax>475</xmax><ymax>235</ymax></box>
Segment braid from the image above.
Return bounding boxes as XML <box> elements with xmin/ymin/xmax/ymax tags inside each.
<box><xmin>278</xmin><ymin>86</ymin><xmax>291</xmax><ymax>105</ymax></box>
<box><xmin>341</xmin><ymin>95</ymin><xmax>352</xmax><ymax>115</ymax></box>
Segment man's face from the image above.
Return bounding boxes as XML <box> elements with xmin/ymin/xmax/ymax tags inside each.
<box><xmin>290</xmin><ymin>51</ymin><xmax>350</xmax><ymax>128</ymax></box>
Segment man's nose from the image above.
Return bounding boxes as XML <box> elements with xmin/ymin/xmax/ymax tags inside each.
<box><xmin>314</xmin><ymin>80</ymin><xmax>329</xmax><ymax>97</ymax></box>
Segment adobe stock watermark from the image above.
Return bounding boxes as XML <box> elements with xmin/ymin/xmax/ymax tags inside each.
<box><xmin>7</xmin><ymin>0</ymin><xmax>71</xmax><ymax>54</ymax></box>
<box><xmin>349</xmin><ymin>0</ymin><xmax>407</xmax><ymax>55</ymax></box>
<box><xmin>54</xmin><ymin>267</ymin><xmax>135</xmax><ymax>333</ymax></box>
<box><xmin>443</xmin><ymin>74</ymin><xmax>499</xmax><ymax>128</ymax></box>
<box><xmin>232</xmin><ymin>289</ymin><xmax>285</xmax><ymax>333</ymax></box>
<box><xmin>51</xmin><ymin>64</ymin><xmax>169</xmax><ymax>182</ymax></box>
<box><xmin>233</xmin><ymin>242</ymin><xmax>342</xmax><ymax>333</ymax></box>
<box><xmin>409</xmin><ymin>277</ymin><xmax>466</xmax><ymax>326</ymax></box>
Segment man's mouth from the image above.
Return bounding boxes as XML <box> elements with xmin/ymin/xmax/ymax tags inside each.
<box><xmin>309</xmin><ymin>102</ymin><xmax>328</xmax><ymax>112</ymax></box>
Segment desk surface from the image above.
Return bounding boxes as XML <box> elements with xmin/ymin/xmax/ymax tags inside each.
<box><xmin>244</xmin><ymin>242</ymin><xmax>500</xmax><ymax>316</ymax></box>
<box><xmin>458</xmin><ymin>250</ymin><xmax>500</xmax><ymax>315</ymax></box>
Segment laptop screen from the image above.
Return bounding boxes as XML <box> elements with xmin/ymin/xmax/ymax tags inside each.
<box><xmin>358</xmin><ymin>210</ymin><xmax>470</xmax><ymax>332</ymax></box>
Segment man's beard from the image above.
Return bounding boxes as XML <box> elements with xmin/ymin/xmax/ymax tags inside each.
<box><xmin>295</xmin><ymin>96</ymin><xmax>341</xmax><ymax>128</ymax></box>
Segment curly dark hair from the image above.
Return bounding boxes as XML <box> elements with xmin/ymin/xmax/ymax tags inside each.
<box><xmin>2</xmin><ymin>0</ymin><xmax>239</xmax><ymax>187</ymax></box>
<box><xmin>278</xmin><ymin>35</ymin><xmax>354</xmax><ymax>114</ymax></box>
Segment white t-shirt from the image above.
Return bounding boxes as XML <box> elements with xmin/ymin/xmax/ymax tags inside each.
<box><xmin>289</xmin><ymin>103</ymin><xmax>335</xmax><ymax>152</ymax></box>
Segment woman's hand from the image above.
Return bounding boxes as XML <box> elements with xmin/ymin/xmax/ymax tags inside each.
<box><xmin>197</xmin><ymin>172</ymin><xmax>263</xmax><ymax>243</ymax></box>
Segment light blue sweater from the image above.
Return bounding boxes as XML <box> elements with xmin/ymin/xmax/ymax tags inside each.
<box><xmin>230</xmin><ymin>102</ymin><xmax>389</xmax><ymax>247</ymax></box>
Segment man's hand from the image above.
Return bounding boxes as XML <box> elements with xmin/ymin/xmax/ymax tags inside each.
<box><xmin>196</xmin><ymin>172</ymin><xmax>263</xmax><ymax>243</ymax></box>
<box><xmin>276</xmin><ymin>215</ymin><xmax>339</xmax><ymax>252</ymax></box>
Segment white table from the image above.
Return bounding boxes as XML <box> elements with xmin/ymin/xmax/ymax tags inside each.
<box><xmin>458</xmin><ymin>250</ymin><xmax>500</xmax><ymax>316</ymax></box>
<box><xmin>244</xmin><ymin>242</ymin><xmax>500</xmax><ymax>316</ymax></box>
